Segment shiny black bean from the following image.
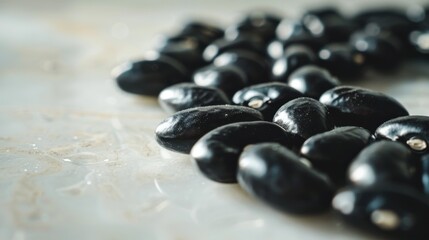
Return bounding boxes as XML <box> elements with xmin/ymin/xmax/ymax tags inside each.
<box><xmin>318</xmin><ymin>43</ymin><xmax>366</xmax><ymax>79</ymax></box>
<box><xmin>213</xmin><ymin>50</ymin><xmax>270</xmax><ymax>84</ymax></box>
<box><xmin>225</xmin><ymin>11</ymin><xmax>281</xmax><ymax>44</ymax></box>
<box><xmin>333</xmin><ymin>184</ymin><xmax>429</xmax><ymax>240</ymax></box>
<box><xmin>193</xmin><ymin>65</ymin><xmax>247</xmax><ymax>98</ymax></box>
<box><xmin>350</xmin><ymin>32</ymin><xmax>402</xmax><ymax>71</ymax></box>
<box><xmin>421</xmin><ymin>154</ymin><xmax>429</xmax><ymax>195</ymax></box>
<box><xmin>273</xmin><ymin>97</ymin><xmax>334</xmax><ymax>141</ymax></box>
<box><xmin>232</xmin><ymin>82</ymin><xmax>303</xmax><ymax>120</ymax></box>
<box><xmin>191</xmin><ymin>121</ymin><xmax>301</xmax><ymax>183</ymax></box>
<box><xmin>288</xmin><ymin>65</ymin><xmax>339</xmax><ymax>99</ymax></box>
<box><xmin>348</xmin><ymin>141</ymin><xmax>417</xmax><ymax>187</ymax></box>
<box><xmin>375</xmin><ymin>115</ymin><xmax>429</xmax><ymax>154</ymax></box>
<box><xmin>156</xmin><ymin>105</ymin><xmax>263</xmax><ymax>154</ymax></box>
<box><xmin>271</xmin><ymin>45</ymin><xmax>316</xmax><ymax>82</ymax></box>
<box><xmin>203</xmin><ymin>35</ymin><xmax>266</xmax><ymax>62</ymax></box>
<box><xmin>267</xmin><ymin>34</ymin><xmax>327</xmax><ymax>59</ymax></box>
<box><xmin>155</xmin><ymin>36</ymin><xmax>207</xmax><ymax>71</ymax></box>
<box><xmin>319</xmin><ymin>86</ymin><xmax>409</xmax><ymax>132</ymax></box>
<box><xmin>179</xmin><ymin>21</ymin><xmax>224</xmax><ymax>44</ymax></box>
<box><xmin>238</xmin><ymin>143</ymin><xmax>335</xmax><ymax>214</ymax></box>
<box><xmin>352</xmin><ymin>8</ymin><xmax>410</xmax><ymax>26</ymax></box>
<box><xmin>352</xmin><ymin>8</ymin><xmax>413</xmax><ymax>46</ymax></box>
<box><xmin>158</xmin><ymin>83</ymin><xmax>230</xmax><ymax>113</ymax></box>
<box><xmin>276</xmin><ymin>18</ymin><xmax>308</xmax><ymax>41</ymax></box>
<box><xmin>113</xmin><ymin>56</ymin><xmax>188</xmax><ymax>96</ymax></box>
<box><xmin>410</xmin><ymin>30</ymin><xmax>429</xmax><ymax>56</ymax></box>
<box><xmin>302</xmin><ymin>9</ymin><xmax>358</xmax><ymax>42</ymax></box>
<box><xmin>301</xmin><ymin>126</ymin><xmax>372</xmax><ymax>185</ymax></box>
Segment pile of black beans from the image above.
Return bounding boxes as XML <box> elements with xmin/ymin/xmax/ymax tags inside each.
<box><xmin>113</xmin><ymin>6</ymin><xmax>429</xmax><ymax>239</ymax></box>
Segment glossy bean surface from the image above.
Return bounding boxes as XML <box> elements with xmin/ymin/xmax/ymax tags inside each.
<box><xmin>238</xmin><ymin>143</ymin><xmax>335</xmax><ymax>214</ymax></box>
<box><xmin>301</xmin><ymin>126</ymin><xmax>372</xmax><ymax>185</ymax></box>
<box><xmin>273</xmin><ymin>97</ymin><xmax>334</xmax><ymax>141</ymax></box>
<box><xmin>232</xmin><ymin>82</ymin><xmax>303</xmax><ymax>120</ymax></box>
<box><xmin>158</xmin><ymin>83</ymin><xmax>230</xmax><ymax>113</ymax></box>
<box><xmin>156</xmin><ymin>105</ymin><xmax>263</xmax><ymax>153</ymax></box>
<box><xmin>320</xmin><ymin>86</ymin><xmax>409</xmax><ymax>132</ymax></box>
<box><xmin>191</xmin><ymin>121</ymin><xmax>300</xmax><ymax>183</ymax></box>
<box><xmin>333</xmin><ymin>184</ymin><xmax>429</xmax><ymax>240</ymax></box>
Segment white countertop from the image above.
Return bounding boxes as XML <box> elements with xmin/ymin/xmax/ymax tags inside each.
<box><xmin>1</xmin><ymin>0</ymin><xmax>429</xmax><ymax>239</ymax></box>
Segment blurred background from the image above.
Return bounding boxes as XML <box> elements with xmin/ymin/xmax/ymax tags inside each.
<box><xmin>0</xmin><ymin>0</ymin><xmax>428</xmax><ymax>240</ymax></box>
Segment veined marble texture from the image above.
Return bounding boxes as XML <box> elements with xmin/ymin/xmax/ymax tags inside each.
<box><xmin>0</xmin><ymin>0</ymin><xmax>429</xmax><ymax>239</ymax></box>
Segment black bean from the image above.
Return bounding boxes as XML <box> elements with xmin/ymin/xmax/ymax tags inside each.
<box><xmin>203</xmin><ymin>35</ymin><xmax>266</xmax><ymax>62</ymax></box>
<box><xmin>288</xmin><ymin>65</ymin><xmax>339</xmax><ymax>99</ymax></box>
<box><xmin>353</xmin><ymin>8</ymin><xmax>416</xmax><ymax>49</ymax></box>
<box><xmin>191</xmin><ymin>121</ymin><xmax>301</xmax><ymax>183</ymax></box>
<box><xmin>375</xmin><ymin>115</ymin><xmax>429</xmax><ymax>154</ymax></box>
<box><xmin>320</xmin><ymin>86</ymin><xmax>409</xmax><ymax>132</ymax></box>
<box><xmin>410</xmin><ymin>30</ymin><xmax>429</xmax><ymax>56</ymax></box>
<box><xmin>273</xmin><ymin>97</ymin><xmax>334</xmax><ymax>141</ymax></box>
<box><xmin>232</xmin><ymin>82</ymin><xmax>304</xmax><ymax>120</ymax></box>
<box><xmin>332</xmin><ymin>184</ymin><xmax>429</xmax><ymax>240</ymax></box>
<box><xmin>352</xmin><ymin>8</ymin><xmax>409</xmax><ymax>26</ymax></box>
<box><xmin>113</xmin><ymin>56</ymin><xmax>188</xmax><ymax>96</ymax></box>
<box><xmin>156</xmin><ymin>105</ymin><xmax>263</xmax><ymax>154</ymax></box>
<box><xmin>271</xmin><ymin>45</ymin><xmax>316</xmax><ymax>82</ymax></box>
<box><xmin>179</xmin><ymin>21</ymin><xmax>224</xmax><ymax>44</ymax></box>
<box><xmin>238</xmin><ymin>143</ymin><xmax>335</xmax><ymax>214</ymax></box>
<box><xmin>421</xmin><ymin>154</ymin><xmax>429</xmax><ymax>195</ymax></box>
<box><xmin>302</xmin><ymin>8</ymin><xmax>358</xmax><ymax>42</ymax></box>
<box><xmin>275</xmin><ymin>18</ymin><xmax>308</xmax><ymax>41</ymax></box>
<box><xmin>158</xmin><ymin>83</ymin><xmax>230</xmax><ymax>113</ymax></box>
<box><xmin>213</xmin><ymin>50</ymin><xmax>270</xmax><ymax>84</ymax></box>
<box><xmin>267</xmin><ymin>34</ymin><xmax>327</xmax><ymax>59</ymax></box>
<box><xmin>348</xmin><ymin>141</ymin><xmax>417</xmax><ymax>187</ymax></box>
<box><xmin>318</xmin><ymin>43</ymin><xmax>366</xmax><ymax>79</ymax></box>
<box><xmin>300</xmin><ymin>126</ymin><xmax>372</xmax><ymax>185</ymax></box>
<box><xmin>350</xmin><ymin>31</ymin><xmax>402</xmax><ymax>71</ymax></box>
<box><xmin>225</xmin><ymin>11</ymin><xmax>281</xmax><ymax>44</ymax></box>
<box><xmin>193</xmin><ymin>65</ymin><xmax>247</xmax><ymax>98</ymax></box>
<box><xmin>155</xmin><ymin>35</ymin><xmax>207</xmax><ymax>71</ymax></box>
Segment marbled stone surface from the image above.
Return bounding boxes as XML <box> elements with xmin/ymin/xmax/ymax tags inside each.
<box><xmin>1</xmin><ymin>0</ymin><xmax>429</xmax><ymax>239</ymax></box>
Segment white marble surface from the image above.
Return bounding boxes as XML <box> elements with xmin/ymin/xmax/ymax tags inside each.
<box><xmin>1</xmin><ymin>0</ymin><xmax>429</xmax><ymax>239</ymax></box>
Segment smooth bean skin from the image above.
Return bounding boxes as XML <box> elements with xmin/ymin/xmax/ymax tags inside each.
<box><xmin>375</xmin><ymin>115</ymin><xmax>429</xmax><ymax>154</ymax></box>
<box><xmin>158</xmin><ymin>83</ymin><xmax>230</xmax><ymax>113</ymax></box>
<box><xmin>347</xmin><ymin>141</ymin><xmax>417</xmax><ymax>187</ymax></box>
<box><xmin>302</xmin><ymin>9</ymin><xmax>358</xmax><ymax>42</ymax></box>
<box><xmin>193</xmin><ymin>65</ymin><xmax>248</xmax><ymax>98</ymax></box>
<box><xmin>273</xmin><ymin>97</ymin><xmax>334</xmax><ymax>141</ymax></box>
<box><xmin>113</xmin><ymin>57</ymin><xmax>188</xmax><ymax>96</ymax></box>
<box><xmin>213</xmin><ymin>50</ymin><xmax>270</xmax><ymax>85</ymax></box>
<box><xmin>156</xmin><ymin>105</ymin><xmax>263</xmax><ymax>153</ymax></box>
<box><xmin>225</xmin><ymin>11</ymin><xmax>280</xmax><ymax>44</ymax></box>
<box><xmin>300</xmin><ymin>126</ymin><xmax>372</xmax><ymax>185</ymax></box>
<box><xmin>333</xmin><ymin>184</ymin><xmax>429</xmax><ymax>240</ymax></box>
<box><xmin>288</xmin><ymin>65</ymin><xmax>339</xmax><ymax>99</ymax></box>
<box><xmin>271</xmin><ymin>45</ymin><xmax>316</xmax><ymax>82</ymax></box>
<box><xmin>156</xmin><ymin>36</ymin><xmax>207</xmax><ymax>71</ymax></box>
<box><xmin>267</xmin><ymin>34</ymin><xmax>327</xmax><ymax>59</ymax></box>
<box><xmin>318</xmin><ymin>43</ymin><xmax>366</xmax><ymax>79</ymax></box>
<box><xmin>203</xmin><ymin>36</ymin><xmax>266</xmax><ymax>62</ymax></box>
<box><xmin>179</xmin><ymin>21</ymin><xmax>224</xmax><ymax>44</ymax></box>
<box><xmin>421</xmin><ymin>154</ymin><xmax>429</xmax><ymax>195</ymax></box>
<box><xmin>350</xmin><ymin>32</ymin><xmax>402</xmax><ymax>71</ymax></box>
<box><xmin>320</xmin><ymin>86</ymin><xmax>409</xmax><ymax>132</ymax></box>
<box><xmin>238</xmin><ymin>143</ymin><xmax>335</xmax><ymax>214</ymax></box>
<box><xmin>191</xmin><ymin>121</ymin><xmax>301</xmax><ymax>183</ymax></box>
<box><xmin>232</xmin><ymin>82</ymin><xmax>304</xmax><ymax>120</ymax></box>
